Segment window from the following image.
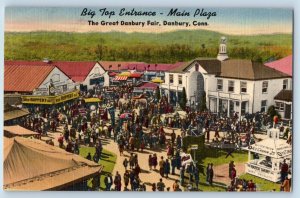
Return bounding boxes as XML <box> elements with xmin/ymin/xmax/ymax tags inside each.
<box><xmin>283</xmin><ymin>79</ymin><xmax>288</xmax><ymax>90</ymax></box>
<box><xmin>51</xmin><ymin>74</ymin><xmax>60</xmax><ymax>83</ymax></box>
<box><xmin>262</xmin><ymin>81</ymin><xmax>268</xmax><ymax>93</ymax></box>
<box><xmin>275</xmin><ymin>102</ymin><xmax>285</xmax><ymax>111</ymax></box>
<box><xmin>228</xmin><ymin>81</ymin><xmax>234</xmax><ymax>92</ymax></box>
<box><xmin>261</xmin><ymin>100</ymin><xmax>267</xmax><ymax>112</ymax></box>
<box><xmin>178</xmin><ymin>75</ymin><xmax>182</xmax><ymax>85</ymax></box>
<box><xmin>217</xmin><ymin>79</ymin><xmax>223</xmax><ymax>90</ymax></box>
<box><xmin>240</xmin><ymin>81</ymin><xmax>247</xmax><ymax>93</ymax></box>
<box><xmin>169</xmin><ymin>74</ymin><xmax>174</xmax><ymax>84</ymax></box>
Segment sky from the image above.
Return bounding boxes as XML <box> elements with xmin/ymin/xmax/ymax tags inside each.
<box><xmin>5</xmin><ymin>7</ymin><xmax>293</xmax><ymax>35</ymax></box>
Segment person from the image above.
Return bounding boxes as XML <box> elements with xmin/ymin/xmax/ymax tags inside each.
<box><xmin>231</xmin><ymin>166</ymin><xmax>236</xmax><ymax>181</ymax></box>
<box><xmin>194</xmin><ymin>166</ymin><xmax>200</xmax><ymax>190</ymax></box>
<box><xmin>134</xmin><ymin>164</ymin><xmax>141</xmax><ymax>177</ymax></box>
<box><xmin>229</xmin><ymin>161</ymin><xmax>234</xmax><ymax>178</ymax></box>
<box><xmin>114</xmin><ymin>171</ymin><xmax>122</xmax><ymax>191</ymax></box>
<box><xmin>157</xmin><ymin>178</ymin><xmax>166</xmax><ymax>191</ymax></box>
<box><xmin>281</xmin><ymin>159</ymin><xmax>289</xmax><ymax>182</ymax></box>
<box><xmin>151</xmin><ymin>183</ymin><xmax>157</xmax><ymax>191</ymax></box>
<box><xmin>247</xmin><ymin>180</ymin><xmax>255</xmax><ymax>191</ymax></box>
<box><xmin>209</xmin><ymin>163</ymin><xmax>214</xmax><ymax>185</ymax></box>
<box><xmin>173</xmin><ymin>180</ymin><xmax>180</xmax><ymax>191</ymax></box>
<box><xmin>171</xmin><ymin>156</ymin><xmax>176</xmax><ymax>175</ymax></box>
<box><xmin>171</xmin><ymin>129</ymin><xmax>176</xmax><ymax>145</ymax></box>
<box><xmin>206</xmin><ymin>163</ymin><xmax>210</xmax><ymax>183</ymax></box>
<box><xmin>123</xmin><ymin>158</ymin><xmax>129</xmax><ymax>170</ymax></box>
<box><xmin>164</xmin><ymin>159</ymin><xmax>170</xmax><ymax>178</ymax></box>
<box><xmin>104</xmin><ymin>173</ymin><xmax>113</xmax><ymax>191</ymax></box>
<box><xmin>152</xmin><ymin>153</ymin><xmax>158</xmax><ymax>170</ymax></box>
<box><xmin>159</xmin><ymin>156</ymin><xmax>165</xmax><ymax>177</ymax></box>
<box><xmin>281</xmin><ymin>177</ymin><xmax>290</xmax><ymax>192</ymax></box>
<box><xmin>148</xmin><ymin>154</ymin><xmax>153</xmax><ymax>170</ymax></box>
<box><xmin>180</xmin><ymin>167</ymin><xmax>185</xmax><ymax>186</ymax></box>
<box><xmin>124</xmin><ymin>171</ymin><xmax>130</xmax><ymax>188</ymax></box>
<box><xmin>129</xmin><ymin>153</ymin><xmax>135</xmax><ymax>169</ymax></box>
<box><xmin>86</xmin><ymin>152</ymin><xmax>92</xmax><ymax>161</ymax></box>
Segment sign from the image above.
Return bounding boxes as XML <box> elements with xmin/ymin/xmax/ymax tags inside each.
<box><xmin>190</xmin><ymin>144</ymin><xmax>198</xmax><ymax>150</ymax></box>
<box><xmin>245</xmin><ymin>163</ymin><xmax>280</xmax><ymax>182</ymax></box>
<box><xmin>22</xmin><ymin>90</ymin><xmax>79</xmax><ymax>105</ymax></box>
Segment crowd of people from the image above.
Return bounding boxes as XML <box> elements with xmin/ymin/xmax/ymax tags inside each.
<box><xmin>15</xmin><ymin>83</ymin><xmax>292</xmax><ymax>192</ymax></box>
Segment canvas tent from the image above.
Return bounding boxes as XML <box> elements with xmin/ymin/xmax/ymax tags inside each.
<box><xmin>245</xmin><ymin>128</ymin><xmax>292</xmax><ymax>182</ymax></box>
<box><xmin>4</xmin><ymin>125</ymin><xmax>39</xmax><ymax>137</ymax></box>
<box><xmin>4</xmin><ymin>137</ymin><xmax>103</xmax><ymax>191</ymax></box>
<box><xmin>4</xmin><ymin>103</ymin><xmax>29</xmax><ymax>122</ymax></box>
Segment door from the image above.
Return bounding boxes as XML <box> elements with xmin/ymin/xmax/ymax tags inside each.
<box><xmin>285</xmin><ymin>104</ymin><xmax>291</xmax><ymax>119</ymax></box>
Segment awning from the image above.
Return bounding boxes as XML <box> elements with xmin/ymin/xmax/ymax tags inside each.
<box><xmin>130</xmin><ymin>73</ymin><xmax>143</xmax><ymax>78</ymax></box>
<box><xmin>151</xmin><ymin>77</ymin><xmax>164</xmax><ymax>83</ymax></box>
<box><xmin>84</xmin><ymin>98</ymin><xmax>101</xmax><ymax>103</ymax></box>
<box><xmin>118</xmin><ymin>71</ymin><xmax>131</xmax><ymax>77</ymax></box>
<box><xmin>114</xmin><ymin>76</ymin><xmax>128</xmax><ymax>81</ymax></box>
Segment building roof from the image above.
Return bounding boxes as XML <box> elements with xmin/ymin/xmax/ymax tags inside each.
<box><xmin>4</xmin><ymin>137</ymin><xmax>102</xmax><ymax>191</ymax></box>
<box><xmin>4</xmin><ymin>104</ymin><xmax>30</xmax><ymax>122</ymax></box>
<box><xmin>265</xmin><ymin>55</ymin><xmax>293</xmax><ymax>76</ymax></box>
<box><xmin>4</xmin><ymin>125</ymin><xmax>39</xmax><ymax>137</ymax></box>
<box><xmin>127</xmin><ymin>62</ymin><xmax>182</xmax><ymax>72</ymax></box>
<box><xmin>219</xmin><ymin>59</ymin><xmax>291</xmax><ymax>80</ymax></box>
<box><xmin>5</xmin><ymin>65</ymin><xmax>55</xmax><ymax>92</ymax></box>
<box><xmin>274</xmin><ymin>90</ymin><xmax>293</xmax><ymax>102</ymax></box>
<box><xmin>99</xmin><ymin>61</ymin><xmax>143</xmax><ymax>71</ymax></box>
<box><xmin>54</xmin><ymin>61</ymin><xmax>97</xmax><ymax>82</ymax></box>
<box><xmin>170</xmin><ymin>58</ymin><xmax>291</xmax><ymax>80</ymax></box>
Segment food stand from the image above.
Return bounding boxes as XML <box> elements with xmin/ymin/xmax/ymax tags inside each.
<box><xmin>245</xmin><ymin>128</ymin><xmax>292</xmax><ymax>182</ymax></box>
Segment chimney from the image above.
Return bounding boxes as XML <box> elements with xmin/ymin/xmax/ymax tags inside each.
<box><xmin>217</xmin><ymin>36</ymin><xmax>229</xmax><ymax>61</ymax></box>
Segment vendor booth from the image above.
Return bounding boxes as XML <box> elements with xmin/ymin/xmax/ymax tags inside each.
<box><xmin>245</xmin><ymin>128</ymin><xmax>292</xmax><ymax>182</ymax></box>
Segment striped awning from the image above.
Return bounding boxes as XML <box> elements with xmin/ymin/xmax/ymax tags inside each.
<box><xmin>114</xmin><ymin>76</ymin><xmax>128</xmax><ymax>81</ymax></box>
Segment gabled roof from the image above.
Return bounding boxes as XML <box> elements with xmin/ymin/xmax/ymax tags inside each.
<box><xmin>219</xmin><ymin>59</ymin><xmax>291</xmax><ymax>80</ymax></box>
<box><xmin>4</xmin><ymin>137</ymin><xmax>102</xmax><ymax>191</ymax></box>
<box><xmin>169</xmin><ymin>58</ymin><xmax>291</xmax><ymax>80</ymax></box>
<box><xmin>170</xmin><ymin>58</ymin><xmax>220</xmax><ymax>74</ymax></box>
<box><xmin>5</xmin><ymin>65</ymin><xmax>55</xmax><ymax>92</ymax></box>
<box><xmin>274</xmin><ymin>90</ymin><xmax>292</xmax><ymax>102</ymax></box>
<box><xmin>54</xmin><ymin>61</ymin><xmax>97</xmax><ymax>82</ymax></box>
<box><xmin>265</xmin><ymin>55</ymin><xmax>292</xmax><ymax>76</ymax></box>
<box><xmin>5</xmin><ymin>60</ymin><xmax>100</xmax><ymax>82</ymax></box>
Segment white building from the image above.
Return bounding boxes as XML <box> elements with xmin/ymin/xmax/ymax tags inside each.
<box><xmin>161</xmin><ymin>38</ymin><xmax>292</xmax><ymax>118</ymax></box>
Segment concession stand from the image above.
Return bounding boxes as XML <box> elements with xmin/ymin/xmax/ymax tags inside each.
<box><xmin>245</xmin><ymin>128</ymin><xmax>292</xmax><ymax>182</ymax></box>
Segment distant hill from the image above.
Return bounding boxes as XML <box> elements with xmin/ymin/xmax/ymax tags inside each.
<box><xmin>4</xmin><ymin>30</ymin><xmax>292</xmax><ymax>63</ymax></box>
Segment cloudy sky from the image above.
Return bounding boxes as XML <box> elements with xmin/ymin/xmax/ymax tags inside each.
<box><xmin>5</xmin><ymin>7</ymin><xmax>293</xmax><ymax>35</ymax></box>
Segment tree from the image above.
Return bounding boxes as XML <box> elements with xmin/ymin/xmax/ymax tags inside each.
<box><xmin>179</xmin><ymin>87</ymin><xmax>187</xmax><ymax>110</ymax></box>
<box><xmin>267</xmin><ymin>105</ymin><xmax>281</xmax><ymax>119</ymax></box>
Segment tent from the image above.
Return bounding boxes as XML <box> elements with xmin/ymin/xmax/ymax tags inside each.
<box><xmin>4</xmin><ymin>103</ymin><xmax>29</xmax><ymax>122</ymax></box>
<box><xmin>4</xmin><ymin>125</ymin><xmax>39</xmax><ymax>137</ymax></box>
<box><xmin>4</xmin><ymin>137</ymin><xmax>103</xmax><ymax>191</ymax></box>
<box><xmin>245</xmin><ymin>128</ymin><xmax>292</xmax><ymax>182</ymax></box>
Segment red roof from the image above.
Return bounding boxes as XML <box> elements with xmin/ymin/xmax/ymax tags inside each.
<box><xmin>5</xmin><ymin>65</ymin><xmax>54</xmax><ymax>92</ymax></box>
<box><xmin>127</xmin><ymin>62</ymin><xmax>185</xmax><ymax>72</ymax></box>
<box><xmin>5</xmin><ymin>60</ymin><xmax>99</xmax><ymax>82</ymax></box>
<box><xmin>264</xmin><ymin>55</ymin><xmax>292</xmax><ymax>76</ymax></box>
<box><xmin>138</xmin><ymin>82</ymin><xmax>159</xmax><ymax>90</ymax></box>
<box><xmin>99</xmin><ymin>61</ymin><xmax>144</xmax><ymax>71</ymax></box>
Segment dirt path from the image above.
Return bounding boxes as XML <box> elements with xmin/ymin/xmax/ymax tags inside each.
<box><xmin>102</xmin><ymin>128</ymin><xmax>182</xmax><ymax>191</ymax></box>
<box><xmin>213</xmin><ymin>163</ymin><xmax>245</xmax><ymax>185</ymax></box>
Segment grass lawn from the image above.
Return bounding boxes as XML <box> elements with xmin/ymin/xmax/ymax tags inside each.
<box><xmin>193</xmin><ymin>148</ymin><xmax>248</xmax><ymax>192</ymax></box>
<box><xmin>79</xmin><ymin>147</ymin><xmax>117</xmax><ymax>190</ymax></box>
<box><xmin>239</xmin><ymin>174</ymin><xmax>281</xmax><ymax>192</ymax></box>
